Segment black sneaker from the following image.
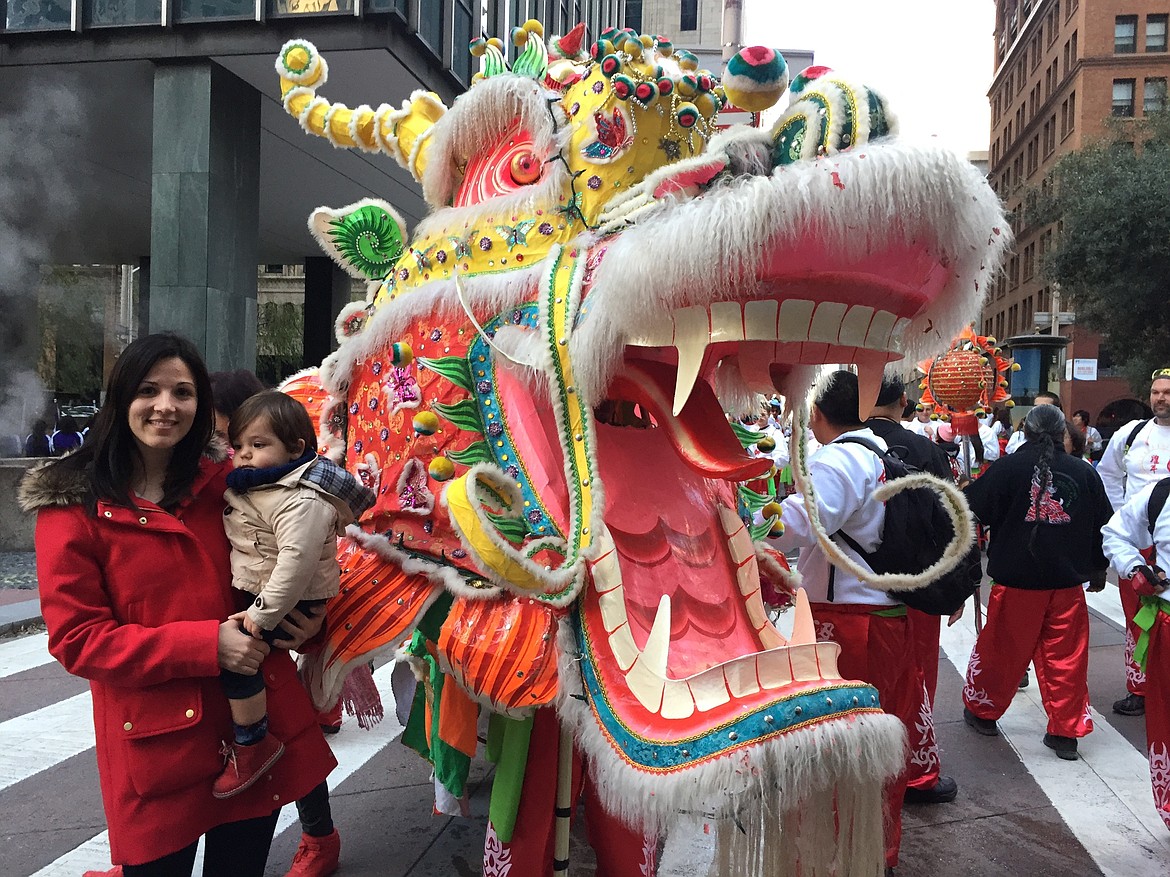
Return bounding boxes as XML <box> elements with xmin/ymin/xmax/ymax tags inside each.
<box><xmin>904</xmin><ymin>775</ymin><xmax>959</xmax><ymax>804</ymax></box>
<box><xmin>1018</xmin><ymin>670</ymin><xmax>1029</xmax><ymax>690</ymax></box>
<box><xmin>1112</xmin><ymin>693</ymin><xmax>1145</xmax><ymax>716</ymax></box>
<box><xmin>1043</xmin><ymin>733</ymin><xmax>1078</xmax><ymax>760</ymax></box>
<box><xmin>963</xmin><ymin>707</ymin><xmax>1000</xmax><ymax>736</ymax></box>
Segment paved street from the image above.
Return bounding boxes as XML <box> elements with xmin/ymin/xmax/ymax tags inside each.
<box><xmin>2</xmin><ymin>579</ymin><xmax>1169</xmax><ymax>876</ymax></box>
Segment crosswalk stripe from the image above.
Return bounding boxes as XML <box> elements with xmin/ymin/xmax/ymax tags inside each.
<box><xmin>1085</xmin><ymin>587</ymin><xmax>1128</xmax><ymax>630</ymax></box>
<box><xmin>0</xmin><ymin>691</ymin><xmax>94</xmax><ymax>793</ymax></box>
<box><xmin>938</xmin><ymin>610</ymin><xmax>1170</xmax><ymax>876</ymax></box>
<box><xmin>0</xmin><ymin>632</ymin><xmax>53</xmax><ymax>679</ymax></box>
<box><xmin>26</xmin><ymin>663</ymin><xmax>403</xmax><ymax>876</ymax></box>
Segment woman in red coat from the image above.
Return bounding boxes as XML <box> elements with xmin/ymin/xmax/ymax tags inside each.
<box><xmin>19</xmin><ymin>333</ymin><xmax>336</xmax><ymax>875</ymax></box>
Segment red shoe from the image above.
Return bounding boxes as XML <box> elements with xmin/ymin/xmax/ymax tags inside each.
<box><xmin>212</xmin><ymin>735</ymin><xmax>285</xmax><ymax>799</ymax></box>
<box><xmin>284</xmin><ymin>829</ymin><xmax>341</xmax><ymax>877</ymax></box>
<box><xmin>82</xmin><ymin>869</ymin><xmax>123</xmax><ymax>877</ymax></box>
<box><xmin>317</xmin><ymin>699</ymin><xmax>343</xmax><ymax>735</ymax></box>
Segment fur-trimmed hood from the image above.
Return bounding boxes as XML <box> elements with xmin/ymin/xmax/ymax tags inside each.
<box><xmin>18</xmin><ymin>435</ymin><xmax>230</xmax><ymax>513</ymax></box>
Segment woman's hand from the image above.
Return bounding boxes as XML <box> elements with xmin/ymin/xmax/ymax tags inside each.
<box><xmin>217</xmin><ymin>619</ymin><xmax>270</xmax><ymax>674</ymax></box>
<box><xmin>270</xmin><ymin>604</ymin><xmax>326</xmax><ymax>651</ymax></box>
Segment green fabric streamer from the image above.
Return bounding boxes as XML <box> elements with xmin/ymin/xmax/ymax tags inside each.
<box><xmin>401</xmin><ymin>593</ymin><xmax>471</xmax><ymax>800</ymax></box>
<box><xmin>1133</xmin><ymin>594</ymin><xmax>1169</xmax><ymax>672</ymax></box>
<box><xmin>401</xmin><ymin>631</ymin><xmax>472</xmax><ymax>798</ymax></box>
<box><xmin>486</xmin><ymin>712</ymin><xmax>534</xmax><ymax>843</ymax></box>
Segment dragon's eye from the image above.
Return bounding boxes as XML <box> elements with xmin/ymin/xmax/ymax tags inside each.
<box><xmin>509</xmin><ymin>150</ymin><xmax>541</xmax><ymax>185</ymax></box>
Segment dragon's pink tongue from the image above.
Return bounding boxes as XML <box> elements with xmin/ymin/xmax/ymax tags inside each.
<box><xmin>605</xmin><ymin>359</ymin><xmax>771</xmax><ymax>481</ymax></box>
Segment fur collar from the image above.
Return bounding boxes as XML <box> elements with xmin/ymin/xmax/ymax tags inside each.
<box><xmin>18</xmin><ymin>434</ymin><xmax>230</xmax><ymax>513</ymax></box>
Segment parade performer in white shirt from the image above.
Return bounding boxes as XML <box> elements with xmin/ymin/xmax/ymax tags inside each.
<box><xmin>1102</xmin><ymin>476</ymin><xmax>1170</xmax><ymax>829</ymax></box>
<box><xmin>1097</xmin><ymin>369</ymin><xmax>1170</xmax><ymax>717</ymax></box>
<box><xmin>770</xmin><ymin>371</ymin><xmax>918</xmax><ymax>871</ymax></box>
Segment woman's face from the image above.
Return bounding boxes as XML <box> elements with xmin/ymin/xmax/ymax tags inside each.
<box><xmin>128</xmin><ymin>357</ymin><xmax>198</xmax><ymax>459</ymax></box>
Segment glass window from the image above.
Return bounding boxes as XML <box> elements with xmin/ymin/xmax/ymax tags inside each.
<box><xmin>367</xmin><ymin>0</ymin><xmax>407</xmax><ymax>17</ymax></box>
<box><xmin>624</xmin><ymin>0</ymin><xmax>640</xmax><ymax>32</ymax></box>
<box><xmin>177</xmin><ymin>0</ymin><xmax>252</xmax><ymax>21</ymax></box>
<box><xmin>86</xmin><ymin>0</ymin><xmax>162</xmax><ymax>26</ymax></box>
<box><xmin>417</xmin><ymin>0</ymin><xmax>443</xmax><ymax>53</ymax></box>
<box><xmin>269</xmin><ymin>0</ymin><xmax>353</xmax><ymax>15</ymax></box>
<box><xmin>1148</xmin><ymin>14</ymin><xmax>1168</xmax><ymax>52</ymax></box>
<box><xmin>6</xmin><ymin>0</ymin><xmax>71</xmax><ymax>30</ymax></box>
<box><xmin>1115</xmin><ymin>15</ymin><xmax>1137</xmax><ymax>53</ymax></box>
<box><xmin>680</xmin><ymin>0</ymin><xmax>696</xmax><ymax>32</ymax></box>
<box><xmin>1113</xmin><ymin>79</ymin><xmax>1135</xmax><ymax>117</ymax></box>
<box><xmin>1144</xmin><ymin>77</ymin><xmax>1167</xmax><ymax>114</ymax></box>
<box><xmin>452</xmin><ymin>0</ymin><xmax>474</xmax><ymax>85</ymax></box>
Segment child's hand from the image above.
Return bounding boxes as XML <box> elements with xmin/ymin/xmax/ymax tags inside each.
<box><xmin>242</xmin><ymin>615</ymin><xmax>266</xmax><ymax>639</ymax></box>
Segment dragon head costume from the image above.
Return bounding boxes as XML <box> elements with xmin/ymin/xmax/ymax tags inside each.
<box><xmin>275</xmin><ymin>20</ymin><xmax>1008</xmax><ymax>875</ymax></box>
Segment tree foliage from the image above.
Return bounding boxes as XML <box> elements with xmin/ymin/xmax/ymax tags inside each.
<box><xmin>1034</xmin><ymin>111</ymin><xmax>1170</xmax><ymax>392</ymax></box>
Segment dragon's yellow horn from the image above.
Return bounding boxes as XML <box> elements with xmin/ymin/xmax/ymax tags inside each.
<box><xmin>275</xmin><ymin>39</ymin><xmax>445</xmax><ymax>183</ymax></box>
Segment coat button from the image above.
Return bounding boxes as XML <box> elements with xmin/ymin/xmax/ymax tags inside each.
<box><xmin>103</xmin><ymin>511</ymin><xmax>112</xmax><ymax>518</ymax></box>
<box><xmin>185</xmin><ymin>709</ymin><xmax>195</xmax><ymax>718</ymax></box>
<box><xmin>273</xmin><ymin>794</ymin><xmax>281</xmax><ymax>802</ymax></box>
<box><xmin>123</xmin><ymin>722</ymin><xmax>133</xmax><ymax>731</ymax></box>
<box><xmin>138</xmin><ymin>516</ymin><xmax>148</xmax><ymax>525</ymax></box>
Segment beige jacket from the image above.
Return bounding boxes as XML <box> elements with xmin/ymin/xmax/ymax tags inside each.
<box><xmin>223</xmin><ymin>458</ymin><xmax>352</xmax><ymax>631</ymax></box>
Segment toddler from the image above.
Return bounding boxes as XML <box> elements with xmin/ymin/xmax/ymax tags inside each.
<box><xmin>214</xmin><ymin>390</ymin><xmax>375</xmax><ymax>798</ymax></box>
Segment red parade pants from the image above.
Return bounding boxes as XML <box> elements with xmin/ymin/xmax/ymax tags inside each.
<box><xmin>905</xmin><ymin>608</ymin><xmax>942</xmax><ymax>790</ymax></box>
<box><xmin>962</xmin><ymin>584</ymin><xmax>1093</xmax><ymax>738</ymax></box>
<box><xmin>1118</xmin><ymin>547</ymin><xmax>1154</xmax><ymax>697</ymax></box>
<box><xmin>483</xmin><ymin>708</ymin><xmax>656</xmax><ymax>877</ymax></box>
<box><xmin>812</xmin><ymin>602</ymin><xmax>915</xmax><ymax>869</ymax></box>
<box><xmin>1139</xmin><ymin>598</ymin><xmax>1170</xmax><ymax>830</ymax></box>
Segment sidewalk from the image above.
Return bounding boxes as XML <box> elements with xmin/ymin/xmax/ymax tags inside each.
<box><xmin>0</xmin><ymin>552</ymin><xmax>41</xmax><ymax>636</ymax></box>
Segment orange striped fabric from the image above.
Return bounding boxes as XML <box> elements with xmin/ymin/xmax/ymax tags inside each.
<box><xmin>437</xmin><ymin>596</ymin><xmax>560</xmax><ymax>716</ymax></box>
<box><xmin>322</xmin><ymin>538</ymin><xmax>440</xmax><ymax>672</ymax></box>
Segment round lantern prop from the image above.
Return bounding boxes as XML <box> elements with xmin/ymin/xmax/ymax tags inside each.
<box><xmin>918</xmin><ymin>326</ymin><xmax>1015</xmax><ymax>437</ymax></box>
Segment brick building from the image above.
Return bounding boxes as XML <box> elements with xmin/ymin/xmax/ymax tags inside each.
<box><xmin>987</xmin><ymin>0</ymin><xmax>1170</xmax><ymax>421</ymax></box>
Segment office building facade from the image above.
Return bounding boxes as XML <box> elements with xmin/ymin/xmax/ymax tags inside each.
<box><xmin>987</xmin><ymin>0</ymin><xmax>1170</xmax><ymax>418</ymax></box>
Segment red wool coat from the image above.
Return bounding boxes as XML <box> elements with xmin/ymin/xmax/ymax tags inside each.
<box><xmin>21</xmin><ymin>454</ymin><xmax>336</xmax><ymax>866</ymax></box>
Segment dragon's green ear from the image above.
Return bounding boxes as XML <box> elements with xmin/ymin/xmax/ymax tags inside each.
<box><xmin>308</xmin><ymin>198</ymin><xmax>407</xmax><ymax>280</ymax></box>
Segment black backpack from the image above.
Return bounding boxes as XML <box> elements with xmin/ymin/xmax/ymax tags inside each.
<box><xmin>828</xmin><ymin>436</ymin><xmax>981</xmax><ymax>615</ymax></box>
<box><xmin>1149</xmin><ymin>478</ymin><xmax>1170</xmax><ymax>564</ymax></box>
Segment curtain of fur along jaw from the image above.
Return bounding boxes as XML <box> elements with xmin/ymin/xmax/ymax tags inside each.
<box><xmin>708</xmin><ymin>778</ymin><xmax>887</xmax><ymax>877</ymax></box>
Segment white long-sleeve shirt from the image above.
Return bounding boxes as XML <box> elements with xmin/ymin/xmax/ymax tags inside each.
<box><xmin>1098</xmin><ymin>419</ymin><xmax>1170</xmax><ymax>510</ymax></box>
<box><xmin>1102</xmin><ymin>480</ymin><xmax>1170</xmax><ymax>578</ymax></box>
<box><xmin>768</xmin><ymin>428</ymin><xmax>894</xmax><ymax>606</ymax></box>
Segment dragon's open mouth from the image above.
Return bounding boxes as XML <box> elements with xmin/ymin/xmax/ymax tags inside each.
<box><xmin>572</xmin><ymin>324</ymin><xmax>889</xmax><ymax>757</ymax></box>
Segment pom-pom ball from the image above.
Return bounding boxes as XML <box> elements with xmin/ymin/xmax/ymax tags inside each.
<box><xmin>722</xmin><ymin>46</ymin><xmax>789</xmax><ymax>112</ymax></box>
<box><xmin>391</xmin><ymin>341</ymin><xmax>414</xmax><ymax>366</ymax></box>
<box><xmin>429</xmin><ymin>457</ymin><xmax>455</xmax><ymax>482</ymax></box>
<box><xmin>413</xmin><ymin>411</ymin><xmax>440</xmax><ymax>436</ymax></box>
<box><xmin>676</xmin><ymin>102</ymin><xmax>700</xmax><ymax>128</ymax></box>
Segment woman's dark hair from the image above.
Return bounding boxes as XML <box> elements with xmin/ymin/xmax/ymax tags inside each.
<box><xmin>57</xmin><ymin>415</ymin><xmax>79</xmax><ymax>433</ymax></box>
<box><xmin>1072</xmin><ymin>409</ymin><xmax>1091</xmax><ymax>426</ymax></box>
<box><xmin>993</xmin><ymin>407</ymin><xmax>1012</xmax><ymax>430</ymax></box>
<box><xmin>48</xmin><ymin>333</ymin><xmax>214</xmax><ymax>512</ymax></box>
<box><xmin>31</xmin><ymin>418</ymin><xmax>47</xmax><ymax>435</ymax></box>
<box><xmin>1024</xmin><ymin>404</ymin><xmax>1066</xmax><ymax>557</ymax></box>
<box><xmin>229</xmin><ymin>390</ymin><xmax>318</xmax><ymax>455</ymax></box>
<box><xmin>209</xmin><ymin>369</ymin><xmax>267</xmax><ymax>418</ymax></box>
<box><xmin>1065</xmin><ymin>421</ymin><xmax>1086</xmax><ymax>457</ymax></box>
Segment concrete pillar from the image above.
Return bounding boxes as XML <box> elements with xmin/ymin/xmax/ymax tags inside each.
<box><xmin>137</xmin><ymin>256</ymin><xmax>151</xmax><ymax>340</ymax></box>
<box><xmin>148</xmin><ymin>61</ymin><xmax>260</xmax><ymax>372</ymax></box>
<box><xmin>303</xmin><ymin>256</ymin><xmax>352</xmax><ymax>369</ymax></box>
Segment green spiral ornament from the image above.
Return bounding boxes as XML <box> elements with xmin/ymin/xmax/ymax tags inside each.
<box><xmin>327</xmin><ymin>204</ymin><xmax>405</xmax><ymax>280</ymax></box>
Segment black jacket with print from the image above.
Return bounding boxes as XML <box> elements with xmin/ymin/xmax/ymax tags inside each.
<box><xmin>964</xmin><ymin>442</ymin><xmax>1111</xmax><ymax>589</ymax></box>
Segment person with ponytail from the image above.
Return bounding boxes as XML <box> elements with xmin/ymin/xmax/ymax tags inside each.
<box><xmin>958</xmin><ymin>405</ymin><xmax>1112</xmax><ymax>761</ymax></box>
